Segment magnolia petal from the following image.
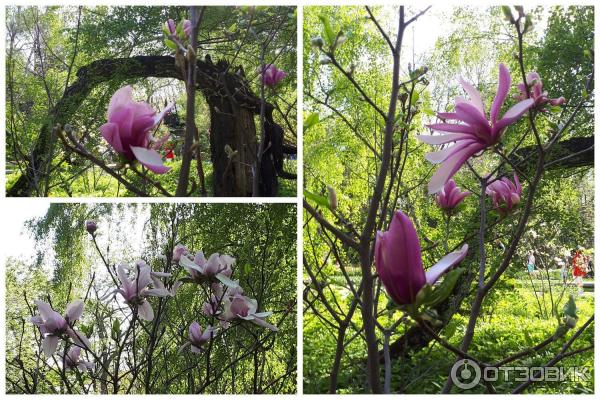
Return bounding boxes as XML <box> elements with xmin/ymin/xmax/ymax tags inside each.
<box><xmin>180</xmin><ymin>255</ymin><xmax>205</xmax><ymax>273</ymax></box>
<box><xmin>454</xmin><ymin>102</ymin><xmax>490</xmax><ymax>134</ymax></box>
<box><xmin>42</xmin><ymin>335</ymin><xmax>59</xmax><ymax>357</ymax></box>
<box><xmin>65</xmin><ymin>299</ymin><xmax>84</xmax><ymax>322</ymax></box>
<box><xmin>190</xmin><ymin>345</ymin><xmax>203</xmax><ymax>354</ymax></box>
<box><xmin>459</xmin><ymin>77</ymin><xmax>485</xmax><ymax>115</ymax></box>
<box><xmin>170</xmin><ymin>280</ymin><xmax>183</xmax><ymax>296</ymax></box>
<box><xmin>144</xmin><ymin>288</ymin><xmax>171</xmax><ymax>298</ymax></box>
<box><xmin>215</xmin><ymin>273</ymin><xmax>239</xmax><ymax>288</ymax></box>
<box><xmin>107</xmin><ymin>86</ymin><xmax>134</xmax><ymax>117</ymax></box>
<box><xmin>137</xmin><ymin>301</ymin><xmax>154</xmax><ymax>321</ymax></box>
<box><xmin>253</xmin><ymin>311</ymin><xmax>273</xmax><ymax>318</ymax></box>
<box><xmin>178</xmin><ymin>342</ymin><xmax>191</xmax><ymax>353</ymax></box>
<box><xmin>153</xmin><ymin>102</ymin><xmax>175</xmax><ymax>126</ymax></box>
<box><xmin>67</xmin><ymin>328</ymin><xmax>91</xmax><ymax>349</ymax></box>
<box><xmin>99</xmin><ymin>122</ymin><xmax>125</xmax><ymax>154</ymax></box>
<box><xmin>494</xmin><ymin>98</ymin><xmax>534</xmax><ymax>135</ymax></box>
<box><xmin>151</xmin><ymin>271</ymin><xmax>171</xmax><ymax>278</ymax></box>
<box><xmin>427</xmin><ymin>142</ymin><xmax>485</xmax><ymax>194</ymax></box>
<box><xmin>490</xmin><ymin>63</ymin><xmax>511</xmax><ymax>123</ymax></box>
<box><xmin>417</xmin><ymin>133</ymin><xmax>472</xmax><ymax>145</ymax></box>
<box><xmin>250</xmin><ymin>317</ymin><xmax>279</xmax><ymax>331</ymax></box>
<box><xmin>34</xmin><ymin>300</ymin><xmax>55</xmax><ymax>321</ymax></box>
<box><xmin>130</xmin><ymin>146</ymin><xmax>171</xmax><ymax>174</ymax></box>
<box><xmin>425</xmin><ymin>244</ymin><xmax>469</xmax><ymax>285</ymax></box>
<box><xmin>238</xmin><ymin>315</ymin><xmax>255</xmax><ymax>320</ymax></box>
<box><xmin>425</xmin><ymin>141</ymin><xmax>474</xmax><ymax>164</ymax></box>
<box><xmin>427</xmin><ymin>123</ymin><xmax>478</xmax><ymax>135</ymax></box>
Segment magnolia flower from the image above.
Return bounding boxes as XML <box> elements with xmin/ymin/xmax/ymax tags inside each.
<box><xmin>164</xmin><ymin>19</ymin><xmax>192</xmax><ymax>40</ymax></box>
<box><xmin>63</xmin><ymin>347</ymin><xmax>94</xmax><ymax>371</ymax></box>
<box><xmin>179</xmin><ymin>252</ymin><xmax>237</xmax><ymax>287</ymax></box>
<box><xmin>30</xmin><ymin>300</ymin><xmax>90</xmax><ymax>356</ymax></box>
<box><xmin>418</xmin><ymin>64</ymin><xmax>534</xmax><ymax>194</ymax></box>
<box><xmin>172</xmin><ymin>244</ymin><xmax>189</xmax><ymax>262</ymax></box>
<box><xmin>202</xmin><ymin>295</ymin><xmax>220</xmax><ymax>316</ymax></box>
<box><xmin>486</xmin><ymin>172</ymin><xmax>522</xmax><ymax>215</ymax></box>
<box><xmin>183</xmin><ymin>20</ymin><xmax>192</xmax><ymax>37</ymax></box>
<box><xmin>516</xmin><ymin>72</ymin><xmax>566</xmax><ymax>109</ymax></box>
<box><xmin>85</xmin><ymin>221</ymin><xmax>97</xmax><ymax>235</ymax></box>
<box><xmin>436</xmin><ymin>179</ymin><xmax>470</xmax><ymax>212</ymax></box>
<box><xmin>100</xmin><ymin>86</ymin><xmax>174</xmax><ymax>174</ymax></box>
<box><xmin>375</xmin><ymin>211</ymin><xmax>468</xmax><ymax>305</ymax></box>
<box><xmin>221</xmin><ymin>294</ymin><xmax>278</xmax><ymax>331</ymax></box>
<box><xmin>165</xmin><ymin>19</ymin><xmax>176</xmax><ymax>35</ymax></box>
<box><xmin>180</xmin><ymin>322</ymin><xmax>217</xmax><ymax>353</ymax></box>
<box><xmin>261</xmin><ymin>64</ymin><xmax>286</xmax><ymax>87</ymax></box>
<box><xmin>116</xmin><ymin>262</ymin><xmax>172</xmax><ymax>321</ymax></box>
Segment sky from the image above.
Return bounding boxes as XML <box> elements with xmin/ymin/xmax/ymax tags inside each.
<box><xmin>1</xmin><ymin>200</ymin><xmax>50</xmax><ymax>261</ymax></box>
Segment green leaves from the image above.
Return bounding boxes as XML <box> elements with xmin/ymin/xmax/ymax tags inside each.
<box><xmin>318</xmin><ymin>14</ymin><xmax>336</xmax><ymax>47</ymax></box>
<box><xmin>111</xmin><ymin>318</ymin><xmax>121</xmax><ymax>340</ymax></box>
<box><xmin>416</xmin><ymin>268</ymin><xmax>464</xmax><ymax>309</ymax></box>
<box><xmin>304</xmin><ymin>189</ymin><xmax>329</xmax><ymax>208</ymax></box>
<box><xmin>304</xmin><ymin>112</ymin><xmax>320</xmax><ymax>132</ymax></box>
<box><xmin>164</xmin><ymin>38</ymin><xmax>177</xmax><ymax>50</ymax></box>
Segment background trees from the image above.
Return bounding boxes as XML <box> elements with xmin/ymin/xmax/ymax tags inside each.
<box><xmin>6</xmin><ymin>203</ymin><xmax>297</xmax><ymax>394</ymax></box>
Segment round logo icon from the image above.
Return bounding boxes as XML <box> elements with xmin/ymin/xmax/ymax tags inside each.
<box><xmin>450</xmin><ymin>359</ymin><xmax>481</xmax><ymax>390</ymax></box>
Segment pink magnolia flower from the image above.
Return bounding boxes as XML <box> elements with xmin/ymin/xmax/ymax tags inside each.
<box><xmin>116</xmin><ymin>262</ymin><xmax>172</xmax><ymax>321</ymax></box>
<box><xmin>179</xmin><ymin>252</ymin><xmax>237</xmax><ymax>287</ymax></box>
<box><xmin>436</xmin><ymin>179</ymin><xmax>470</xmax><ymax>212</ymax></box>
<box><xmin>202</xmin><ymin>295</ymin><xmax>220</xmax><ymax>316</ymax></box>
<box><xmin>486</xmin><ymin>172</ymin><xmax>522</xmax><ymax>215</ymax></box>
<box><xmin>418</xmin><ymin>64</ymin><xmax>534</xmax><ymax>194</ymax></box>
<box><xmin>99</xmin><ymin>86</ymin><xmax>174</xmax><ymax>174</ymax></box>
<box><xmin>165</xmin><ymin>19</ymin><xmax>176</xmax><ymax>35</ymax></box>
<box><xmin>172</xmin><ymin>244</ymin><xmax>189</xmax><ymax>262</ymax></box>
<box><xmin>164</xmin><ymin>19</ymin><xmax>192</xmax><ymax>40</ymax></box>
<box><xmin>63</xmin><ymin>347</ymin><xmax>94</xmax><ymax>371</ymax></box>
<box><xmin>516</xmin><ymin>71</ymin><xmax>566</xmax><ymax>109</ymax></box>
<box><xmin>182</xmin><ymin>20</ymin><xmax>192</xmax><ymax>38</ymax></box>
<box><xmin>375</xmin><ymin>211</ymin><xmax>468</xmax><ymax>305</ymax></box>
<box><xmin>180</xmin><ymin>322</ymin><xmax>217</xmax><ymax>353</ymax></box>
<box><xmin>221</xmin><ymin>294</ymin><xmax>278</xmax><ymax>331</ymax></box>
<box><xmin>261</xmin><ymin>64</ymin><xmax>286</xmax><ymax>87</ymax></box>
<box><xmin>30</xmin><ymin>300</ymin><xmax>90</xmax><ymax>356</ymax></box>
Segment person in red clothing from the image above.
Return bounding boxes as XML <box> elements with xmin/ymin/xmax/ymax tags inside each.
<box><xmin>572</xmin><ymin>247</ymin><xmax>587</xmax><ymax>294</ymax></box>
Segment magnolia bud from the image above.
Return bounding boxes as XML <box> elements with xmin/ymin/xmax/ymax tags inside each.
<box><xmin>327</xmin><ymin>186</ymin><xmax>337</xmax><ymax>211</ymax></box>
<box><xmin>85</xmin><ymin>221</ymin><xmax>97</xmax><ymax>235</ymax></box>
<box><xmin>319</xmin><ymin>56</ymin><xmax>332</xmax><ymax>65</ymax></box>
<box><xmin>311</xmin><ymin>36</ymin><xmax>324</xmax><ymax>48</ymax></box>
<box><xmin>564</xmin><ymin>316</ymin><xmax>578</xmax><ymax>329</ymax></box>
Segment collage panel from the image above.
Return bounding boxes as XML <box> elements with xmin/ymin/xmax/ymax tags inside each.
<box><xmin>5</xmin><ymin>5</ymin><xmax>297</xmax><ymax>198</ymax></box>
<box><xmin>4</xmin><ymin>202</ymin><xmax>297</xmax><ymax>394</ymax></box>
<box><xmin>302</xmin><ymin>5</ymin><xmax>594</xmax><ymax>394</ymax></box>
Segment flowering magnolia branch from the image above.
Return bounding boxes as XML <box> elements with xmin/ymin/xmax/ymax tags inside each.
<box><xmin>22</xmin><ymin>220</ymin><xmax>281</xmax><ymax>394</ymax></box>
<box><xmin>304</xmin><ymin>5</ymin><xmax>591</xmax><ymax>395</ymax></box>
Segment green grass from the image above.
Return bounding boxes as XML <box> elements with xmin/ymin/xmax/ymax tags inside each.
<box><xmin>303</xmin><ymin>277</ymin><xmax>594</xmax><ymax>394</ymax></box>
